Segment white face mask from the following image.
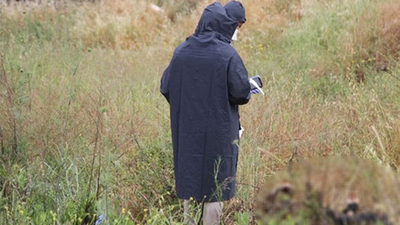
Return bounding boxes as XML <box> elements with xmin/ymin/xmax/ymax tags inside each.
<box><xmin>231</xmin><ymin>29</ymin><xmax>238</xmax><ymax>44</ymax></box>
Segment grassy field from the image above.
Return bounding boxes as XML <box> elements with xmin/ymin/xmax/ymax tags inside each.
<box><xmin>0</xmin><ymin>0</ymin><xmax>399</xmax><ymax>224</ymax></box>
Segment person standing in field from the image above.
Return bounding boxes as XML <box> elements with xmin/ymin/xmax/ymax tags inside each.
<box><xmin>160</xmin><ymin>1</ymin><xmax>250</xmax><ymax>224</ymax></box>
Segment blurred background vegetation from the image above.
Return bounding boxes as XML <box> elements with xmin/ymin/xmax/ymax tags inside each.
<box><xmin>0</xmin><ymin>0</ymin><xmax>399</xmax><ymax>224</ymax></box>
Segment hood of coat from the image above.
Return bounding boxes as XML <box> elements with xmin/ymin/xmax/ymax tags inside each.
<box><xmin>194</xmin><ymin>1</ymin><xmax>245</xmax><ymax>43</ymax></box>
<box><xmin>224</xmin><ymin>1</ymin><xmax>246</xmax><ymax>24</ymax></box>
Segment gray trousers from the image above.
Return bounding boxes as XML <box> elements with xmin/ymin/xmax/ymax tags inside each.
<box><xmin>183</xmin><ymin>200</ymin><xmax>224</xmax><ymax>225</ymax></box>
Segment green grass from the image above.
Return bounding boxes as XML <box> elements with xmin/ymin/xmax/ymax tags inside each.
<box><xmin>0</xmin><ymin>0</ymin><xmax>399</xmax><ymax>224</ymax></box>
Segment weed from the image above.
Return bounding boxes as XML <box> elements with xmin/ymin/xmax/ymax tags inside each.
<box><xmin>0</xmin><ymin>0</ymin><xmax>399</xmax><ymax>224</ymax></box>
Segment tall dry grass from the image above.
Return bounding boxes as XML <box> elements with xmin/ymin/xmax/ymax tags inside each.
<box><xmin>0</xmin><ymin>0</ymin><xmax>399</xmax><ymax>224</ymax></box>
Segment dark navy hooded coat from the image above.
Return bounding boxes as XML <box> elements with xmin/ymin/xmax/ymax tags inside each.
<box><xmin>160</xmin><ymin>1</ymin><xmax>250</xmax><ymax>202</ymax></box>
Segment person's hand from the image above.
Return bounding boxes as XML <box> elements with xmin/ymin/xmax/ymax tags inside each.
<box><xmin>249</xmin><ymin>78</ymin><xmax>265</xmax><ymax>95</ymax></box>
<box><xmin>250</xmin><ymin>89</ymin><xmax>261</xmax><ymax>94</ymax></box>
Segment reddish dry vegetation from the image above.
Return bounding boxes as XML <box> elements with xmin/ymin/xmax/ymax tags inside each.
<box><xmin>307</xmin><ymin>1</ymin><xmax>400</xmax><ymax>81</ymax></box>
<box><xmin>351</xmin><ymin>1</ymin><xmax>400</xmax><ymax>81</ymax></box>
<box><xmin>379</xmin><ymin>2</ymin><xmax>400</xmax><ymax>60</ymax></box>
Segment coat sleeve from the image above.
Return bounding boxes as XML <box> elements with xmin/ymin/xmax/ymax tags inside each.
<box><xmin>227</xmin><ymin>53</ymin><xmax>251</xmax><ymax>105</ymax></box>
<box><xmin>160</xmin><ymin>65</ymin><xmax>171</xmax><ymax>103</ymax></box>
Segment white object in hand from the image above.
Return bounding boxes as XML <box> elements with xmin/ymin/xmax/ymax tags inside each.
<box><xmin>249</xmin><ymin>78</ymin><xmax>265</xmax><ymax>95</ymax></box>
<box><xmin>239</xmin><ymin>126</ymin><xmax>244</xmax><ymax>139</ymax></box>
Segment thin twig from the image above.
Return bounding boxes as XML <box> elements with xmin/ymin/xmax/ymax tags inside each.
<box><xmin>87</xmin><ymin>96</ymin><xmax>102</xmax><ymax>200</ymax></box>
<box><xmin>258</xmin><ymin>147</ymin><xmax>287</xmax><ymax>167</ymax></box>
<box><xmin>96</xmin><ymin>88</ymin><xmax>103</xmax><ymax>200</ymax></box>
<box><xmin>371</xmin><ymin>126</ymin><xmax>388</xmax><ymax>164</ymax></box>
<box><xmin>0</xmin><ymin>125</ymin><xmax>3</xmax><ymax>154</ymax></box>
<box><xmin>0</xmin><ymin>55</ymin><xmax>17</xmax><ymax>156</ymax></box>
<box><xmin>62</xmin><ymin>55</ymin><xmax>84</xmax><ymax>143</ymax></box>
